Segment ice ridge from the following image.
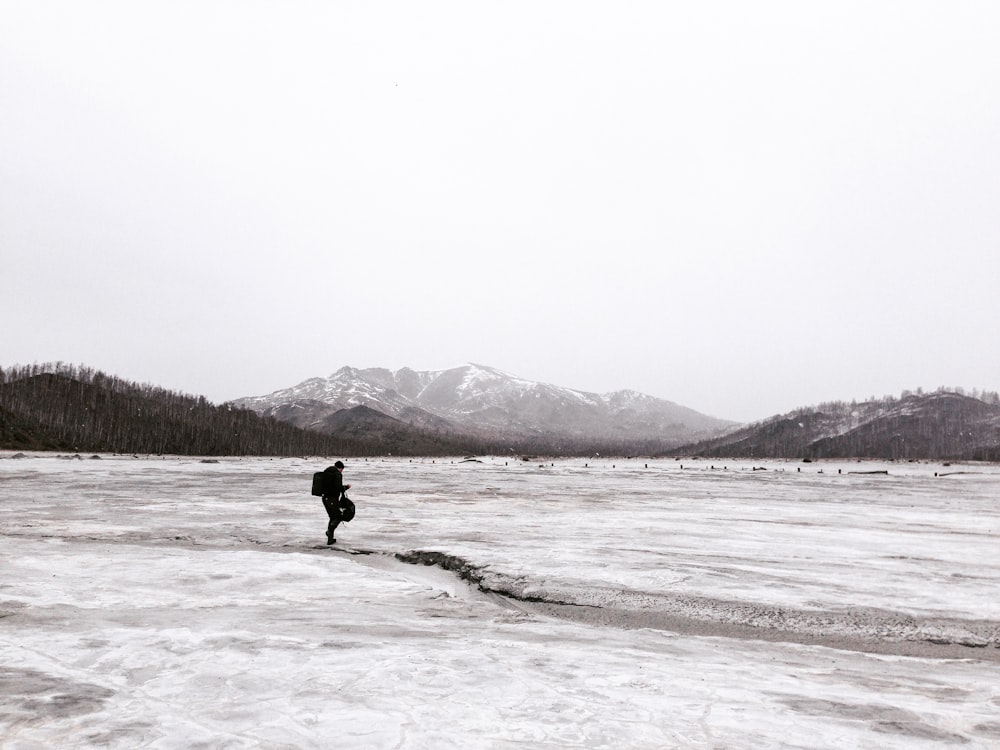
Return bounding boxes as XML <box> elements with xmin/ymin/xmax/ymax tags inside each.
<box><xmin>393</xmin><ymin>549</ymin><xmax>1000</xmax><ymax>661</ymax></box>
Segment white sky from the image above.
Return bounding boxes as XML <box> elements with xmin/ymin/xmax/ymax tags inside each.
<box><xmin>2</xmin><ymin>1</ymin><xmax>999</xmax><ymax>423</ymax></box>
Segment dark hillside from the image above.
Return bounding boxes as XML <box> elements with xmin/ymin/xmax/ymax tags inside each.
<box><xmin>808</xmin><ymin>393</ymin><xmax>1000</xmax><ymax>461</ymax></box>
<box><xmin>318</xmin><ymin>404</ymin><xmax>481</xmax><ymax>455</ymax></box>
<box><xmin>0</xmin><ymin>403</ymin><xmax>53</xmax><ymax>450</ymax></box>
<box><xmin>674</xmin><ymin>391</ymin><xmax>1000</xmax><ymax>461</ymax></box>
<box><xmin>0</xmin><ymin>365</ymin><xmax>355</xmax><ymax>456</ymax></box>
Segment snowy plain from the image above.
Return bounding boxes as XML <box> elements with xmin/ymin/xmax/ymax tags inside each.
<box><xmin>1</xmin><ymin>453</ymin><xmax>998</xmax><ymax>749</ymax></box>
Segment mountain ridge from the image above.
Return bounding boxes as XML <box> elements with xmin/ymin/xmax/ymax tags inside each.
<box><xmin>674</xmin><ymin>390</ymin><xmax>1000</xmax><ymax>461</ymax></box>
<box><xmin>233</xmin><ymin>363</ymin><xmax>734</xmax><ymax>445</ymax></box>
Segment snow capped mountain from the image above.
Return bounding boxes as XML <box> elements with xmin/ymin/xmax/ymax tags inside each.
<box><xmin>233</xmin><ymin>364</ymin><xmax>733</xmax><ymax>444</ymax></box>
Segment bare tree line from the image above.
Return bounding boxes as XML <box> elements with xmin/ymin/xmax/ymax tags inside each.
<box><xmin>0</xmin><ymin>363</ymin><xmax>354</xmax><ymax>456</ymax></box>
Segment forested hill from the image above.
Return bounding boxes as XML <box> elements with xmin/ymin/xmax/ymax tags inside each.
<box><xmin>0</xmin><ymin>365</ymin><xmax>354</xmax><ymax>456</ymax></box>
<box><xmin>675</xmin><ymin>390</ymin><xmax>1000</xmax><ymax>461</ymax></box>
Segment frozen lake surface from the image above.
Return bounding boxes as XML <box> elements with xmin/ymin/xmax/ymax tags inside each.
<box><xmin>2</xmin><ymin>453</ymin><xmax>999</xmax><ymax>748</ymax></box>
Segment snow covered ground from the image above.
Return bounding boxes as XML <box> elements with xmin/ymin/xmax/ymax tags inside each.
<box><xmin>1</xmin><ymin>453</ymin><xmax>998</xmax><ymax>749</ymax></box>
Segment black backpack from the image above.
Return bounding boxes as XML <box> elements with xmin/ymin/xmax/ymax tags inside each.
<box><xmin>311</xmin><ymin>472</ymin><xmax>326</xmax><ymax>497</ymax></box>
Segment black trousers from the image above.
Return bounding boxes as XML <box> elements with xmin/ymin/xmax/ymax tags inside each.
<box><xmin>322</xmin><ymin>496</ymin><xmax>341</xmax><ymax>538</ymax></box>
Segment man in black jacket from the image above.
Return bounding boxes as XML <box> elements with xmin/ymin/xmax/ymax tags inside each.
<box><xmin>322</xmin><ymin>460</ymin><xmax>351</xmax><ymax>545</ymax></box>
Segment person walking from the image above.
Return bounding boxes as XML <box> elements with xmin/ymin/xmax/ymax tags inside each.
<box><xmin>322</xmin><ymin>461</ymin><xmax>351</xmax><ymax>545</ymax></box>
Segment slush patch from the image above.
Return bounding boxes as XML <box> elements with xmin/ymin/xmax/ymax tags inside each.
<box><xmin>0</xmin><ymin>667</ymin><xmax>113</xmax><ymax>723</ymax></box>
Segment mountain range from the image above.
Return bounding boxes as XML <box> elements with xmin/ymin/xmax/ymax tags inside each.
<box><xmin>3</xmin><ymin>362</ymin><xmax>998</xmax><ymax>459</ymax></box>
<box><xmin>235</xmin><ymin>365</ymin><xmax>1000</xmax><ymax>461</ymax></box>
<box><xmin>233</xmin><ymin>363</ymin><xmax>734</xmax><ymax>449</ymax></box>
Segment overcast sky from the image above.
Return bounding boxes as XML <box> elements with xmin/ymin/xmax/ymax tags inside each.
<box><xmin>3</xmin><ymin>1</ymin><xmax>999</xmax><ymax>423</ymax></box>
